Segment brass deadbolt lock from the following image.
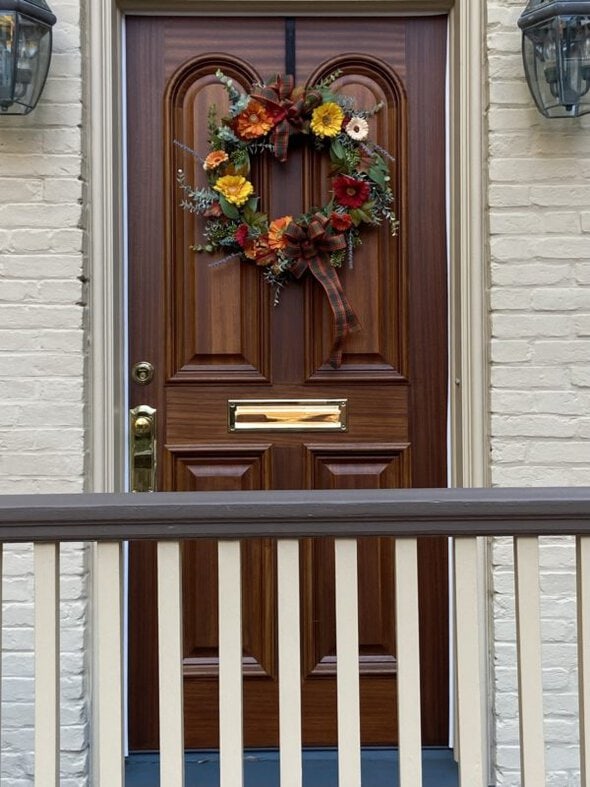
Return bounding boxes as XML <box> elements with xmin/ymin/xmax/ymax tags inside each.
<box><xmin>131</xmin><ymin>361</ymin><xmax>155</xmax><ymax>385</ymax></box>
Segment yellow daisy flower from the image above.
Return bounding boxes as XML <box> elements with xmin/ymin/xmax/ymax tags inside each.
<box><xmin>213</xmin><ymin>175</ymin><xmax>254</xmax><ymax>207</ymax></box>
<box><xmin>310</xmin><ymin>102</ymin><xmax>345</xmax><ymax>138</ymax></box>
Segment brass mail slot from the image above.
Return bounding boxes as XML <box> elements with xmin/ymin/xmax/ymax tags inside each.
<box><xmin>228</xmin><ymin>399</ymin><xmax>348</xmax><ymax>432</ymax></box>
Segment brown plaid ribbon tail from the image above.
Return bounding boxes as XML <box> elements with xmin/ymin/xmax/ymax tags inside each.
<box><xmin>322</xmin><ymin>265</ymin><xmax>362</xmax><ymax>368</ymax></box>
<box><xmin>284</xmin><ymin>214</ymin><xmax>361</xmax><ymax>368</ymax></box>
<box><xmin>251</xmin><ymin>75</ymin><xmax>322</xmax><ymax>162</ymax></box>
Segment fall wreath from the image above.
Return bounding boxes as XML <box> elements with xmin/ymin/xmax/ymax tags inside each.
<box><xmin>177</xmin><ymin>69</ymin><xmax>398</xmax><ymax>367</ymax></box>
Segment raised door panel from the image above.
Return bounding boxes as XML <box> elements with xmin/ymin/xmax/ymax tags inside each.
<box><xmin>306</xmin><ymin>442</ymin><xmax>410</xmax><ymax>489</ymax></box>
<box><xmin>168</xmin><ymin>58</ymin><xmax>271</xmax><ymax>382</ymax></box>
<box><xmin>301</xmin><ymin>443</ymin><xmax>409</xmax><ymax>679</ymax></box>
<box><xmin>176</xmin><ymin>446</ymin><xmax>276</xmax><ymax>681</ymax></box>
<box><xmin>304</xmin><ymin>61</ymin><xmax>407</xmax><ymax>382</ymax></box>
<box><xmin>165</xmin><ymin>443</ymin><xmax>272</xmax><ymax>490</ymax></box>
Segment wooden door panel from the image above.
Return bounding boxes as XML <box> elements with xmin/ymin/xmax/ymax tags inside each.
<box><xmin>170</xmin><ymin>63</ymin><xmax>271</xmax><ymax>383</ymax></box>
<box><xmin>305</xmin><ymin>443</ymin><xmax>410</xmax><ymax>489</ymax></box>
<box><xmin>167</xmin><ymin>444</ymin><xmax>272</xmax><ymax>490</ymax></box>
<box><xmin>182</xmin><ymin>539</ymin><xmax>276</xmax><ymax>679</ymax></box>
<box><xmin>304</xmin><ymin>65</ymin><xmax>405</xmax><ymax>381</ymax></box>
<box><xmin>302</xmin><ymin>445</ymin><xmax>403</xmax><ymax>684</ymax></box>
<box><xmin>127</xmin><ymin>14</ymin><xmax>448</xmax><ymax>750</ymax></box>
<box><xmin>165</xmin><ymin>386</ymin><xmax>410</xmax><ymax>443</ymax></box>
<box><xmin>301</xmin><ymin>536</ymin><xmax>396</xmax><ymax>677</ymax></box>
<box><xmin>174</xmin><ymin>262</ymin><xmax>271</xmax><ymax>381</ymax></box>
<box><xmin>169</xmin><ymin>56</ymin><xmax>404</xmax><ymax>385</ymax></box>
<box><xmin>172</xmin><ymin>446</ymin><xmax>276</xmax><ymax>683</ymax></box>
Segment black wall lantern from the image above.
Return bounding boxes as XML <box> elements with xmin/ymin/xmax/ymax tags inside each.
<box><xmin>518</xmin><ymin>0</ymin><xmax>590</xmax><ymax>117</ymax></box>
<box><xmin>0</xmin><ymin>0</ymin><xmax>56</xmax><ymax>114</ymax></box>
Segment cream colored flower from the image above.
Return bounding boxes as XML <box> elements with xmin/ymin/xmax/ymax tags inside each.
<box><xmin>345</xmin><ymin>116</ymin><xmax>369</xmax><ymax>141</ymax></box>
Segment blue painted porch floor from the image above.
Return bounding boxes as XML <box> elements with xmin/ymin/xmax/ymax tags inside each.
<box><xmin>125</xmin><ymin>748</ymin><xmax>458</xmax><ymax>786</ymax></box>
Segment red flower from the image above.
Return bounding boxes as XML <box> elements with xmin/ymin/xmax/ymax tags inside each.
<box><xmin>204</xmin><ymin>201</ymin><xmax>223</xmax><ymax>218</ymax></box>
<box><xmin>235</xmin><ymin>224</ymin><xmax>250</xmax><ymax>248</ymax></box>
<box><xmin>330</xmin><ymin>211</ymin><xmax>353</xmax><ymax>232</ymax></box>
<box><xmin>333</xmin><ymin>175</ymin><xmax>370</xmax><ymax>209</ymax></box>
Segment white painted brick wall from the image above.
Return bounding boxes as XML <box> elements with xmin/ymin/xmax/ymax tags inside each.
<box><xmin>489</xmin><ymin>1</ymin><xmax>590</xmax><ymax>784</ymax></box>
<box><xmin>0</xmin><ymin>1</ymin><xmax>87</xmax><ymax>784</ymax></box>
<box><xmin>1</xmin><ymin>1</ymin><xmax>588</xmax><ymax>784</ymax></box>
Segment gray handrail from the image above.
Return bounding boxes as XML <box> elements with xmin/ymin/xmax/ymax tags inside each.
<box><xmin>0</xmin><ymin>487</ymin><xmax>589</xmax><ymax>541</ymax></box>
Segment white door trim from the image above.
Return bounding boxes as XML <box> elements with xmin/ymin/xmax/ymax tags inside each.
<box><xmin>87</xmin><ymin>0</ymin><xmax>488</xmax><ymax>494</ymax></box>
<box><xmin>87</xmin><ymin>1</ymin><xmax>490</xmax><ymax>777</ymax></box>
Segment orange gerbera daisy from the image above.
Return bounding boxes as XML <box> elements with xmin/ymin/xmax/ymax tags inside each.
<box><xmin>235</xmin><ymin>100</ymin><xmax>274</xmax><ymax>140</ymax></box>
<box><xmin>203</xmin><ymin>150</ymin><xmax>229</xmax><ymax>170</ymax></box>
<box><xmin>268</xmin><ymin>215</ymin><xmax>293</xmax><ymax>250</ymax></box>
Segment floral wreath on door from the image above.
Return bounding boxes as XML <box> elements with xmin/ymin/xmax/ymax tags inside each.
<box><xmin>177</xmin><ymin>69</ymin><xmax>398</xmax><ymax>367</ymax></box>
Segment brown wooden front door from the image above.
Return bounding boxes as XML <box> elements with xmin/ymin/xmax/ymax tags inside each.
<box><xmin>126</xmin><ymin>15</ymin><xmax>448</xmax><ymax>750</ymax></box>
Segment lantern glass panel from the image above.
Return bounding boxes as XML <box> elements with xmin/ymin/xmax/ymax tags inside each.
<box><xmin>523</xmin><ymin>14</ymin><xmax>590</xmax><ymax>117</ymax></box>
<box><xmin>13</xmin><ymin>14</ymin><xmax>51</xmax><ymax>112</ymax></box>
<box><xmin>0</xmin><ymin>13</ymin><xmax>15</xmax><ymax>106</ymax></box>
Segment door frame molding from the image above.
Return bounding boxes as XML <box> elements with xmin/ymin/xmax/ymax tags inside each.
<box><xmin>87</xmin><ymin>0</ymin><xmax>490</xmax><ymax>770</ymax></box>
<box><xmin>88</xmin><ymin>0</ymin><xmax>488</xmax><ymax>494</ymax></box>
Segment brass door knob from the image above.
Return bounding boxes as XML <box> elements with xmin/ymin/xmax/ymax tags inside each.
<box><xmin>129</xmin><ymin>405</ymin><xmax>157</xmax><ymax>492</ymax></box>
<box><xmin>134</xmin><ymin>416</ymin><xmax>152</xmax><ymax>437</ymax></box>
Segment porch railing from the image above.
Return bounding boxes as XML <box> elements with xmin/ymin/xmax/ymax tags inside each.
<box><xmin>1</xmin><ymin>487</ymin><xmax>590</xmax><ymax>786</ymax></box>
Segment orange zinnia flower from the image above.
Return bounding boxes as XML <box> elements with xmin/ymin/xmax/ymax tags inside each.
<box><xmin>235</xmin><ymin>100</ymin><xmax>274</xmax><ymax>140</ymax></box>
<box><xmin>203</xmin><ymin>150</ymin><xmax>229</xmax><ymax>170</ymax></box>
<box><xmin>268</xmin><ymin>215</ymin><xmax>293</xmax><ymax>250</ymax></box>
<box><xmin>243</xmin><ymin>236</ymin><xmax>276</xmax><ymax>266</ymax></box>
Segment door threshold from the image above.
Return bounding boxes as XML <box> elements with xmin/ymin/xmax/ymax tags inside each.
<box><xmin>125</xmin><ymin>747</ymin><xmax>458</xmax><ymax>786</ymax></box>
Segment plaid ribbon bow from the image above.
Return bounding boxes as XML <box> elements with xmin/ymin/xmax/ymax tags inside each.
<box><xmin>251</xmin><ymin>75</ymin><xmax>322</xmax><ymax>162</ymax></box>
<box><xmin>284</xmin><ymin>214</ymin><xmax>361</xmax><ymax>368</ymax></box>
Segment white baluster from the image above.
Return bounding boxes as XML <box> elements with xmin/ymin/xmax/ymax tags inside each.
<box><xmin>218</xmin><ymin>540</ymin><xmax>243</xmax><ymax>787</ymax></box>
<box><xmin>158</xmin><ymin>540</ymin><xmax>185</xmax><ymax>787</ymax></box>
<box><xmin>395</xmin><ymin>538</ymin><xmax>422</xmax><ymax>786</ymax></box>
<box><xmin>335</xmin><ymin>538</ymin><xmax>361</xmax><ymax>787</ymax></box>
